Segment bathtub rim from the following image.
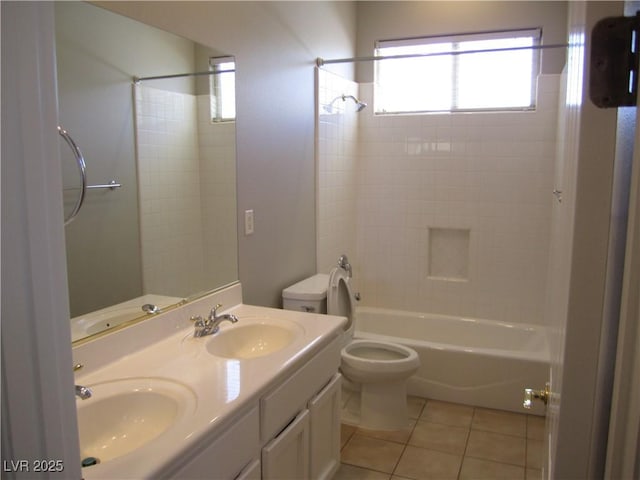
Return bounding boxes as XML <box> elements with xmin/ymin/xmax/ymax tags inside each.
<box><xmin>354</xmin><ymin>305</ymin><xmax>550</xmax><ymax>363</ymax></box>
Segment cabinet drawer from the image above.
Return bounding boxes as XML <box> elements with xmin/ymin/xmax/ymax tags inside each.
<box><xmin>174</xmin><ymin>405</ymin><xmax>260</xmax><ymax>479</ymax></box>
<box><xmin>260</xmin><ymin>336</ymin><xmax>341</xmax><ymax>442</ymax></box>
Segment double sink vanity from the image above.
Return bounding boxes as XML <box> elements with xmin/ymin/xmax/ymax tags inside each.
<box><xmin>72</xmin><ymin>283</ymin><xmax>346</xmax><ymax>479</ymax></box>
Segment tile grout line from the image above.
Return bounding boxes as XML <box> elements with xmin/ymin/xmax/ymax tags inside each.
<box><xmin>455</xmin><ymin>406</ymin><xmax>476</xmax><ymax>480</ymax></box>
<box><xmin>340</xmin><ymin>396</ymin><xmax>540</xmax><ymax>479</ymax></box>
<box><xmin>389</xmin><ymin>399</ymin><xmax>427</xmax><ymax>479</ymax></box>
<box><xmin>463</xmin><ymin>406</ymin><xmax>533</xmax><ymax>476</ymax></box>
<box><xmin>339</xmin><ymin>426</ymin><xmax>408</xmax><ymax>478</ymax></box>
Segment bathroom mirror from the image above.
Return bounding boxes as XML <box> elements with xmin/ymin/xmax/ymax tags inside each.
<box><xmin>56</xmin><ymin>2</ymin><xmax>238</xmax><ymax>343</ymax></box>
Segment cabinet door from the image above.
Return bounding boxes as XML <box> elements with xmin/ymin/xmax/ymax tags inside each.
<box><xmin>262</xmin><ymin>409</ymin><xmax>310</xmax><ymax>480</ymax></box>
<box><xmin>309</xmin><ymin>373</ymin><xmax>342</xmax><ymax>480</ymax></box>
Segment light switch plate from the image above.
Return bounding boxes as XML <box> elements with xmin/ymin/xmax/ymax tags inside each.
<box><xmin>244</xmin><ymin>209</ymin><xmax>254</xmax><ymax>235</ymax></box>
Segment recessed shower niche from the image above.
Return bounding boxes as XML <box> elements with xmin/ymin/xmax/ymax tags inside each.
<box><xmin>427</xmin><ymin>227</ymin><xmax>470</xmax><ymax>281</ymax></box>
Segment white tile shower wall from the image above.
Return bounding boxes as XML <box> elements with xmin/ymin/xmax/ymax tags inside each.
<box><xmin>316</xmin><ymin>69</ymin><xmax>359</xmax><ymax>275</ymax></box>
<box><xmin>196</xmin><ymin>95</ymin><xmax>238</xmax><ymax>289</ymax></box>
<box><xmin>135</xmin><ymin>85</ymin><xmax>206</xmax><ymax>296</ymax></box>
<box><xmin>354</xmin><ymin>75</ymin><xmax>560</xmax><ymax>325</ymax></box>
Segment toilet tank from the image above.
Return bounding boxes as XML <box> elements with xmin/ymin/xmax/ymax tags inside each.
<box><xmin>282</xmin><ymin>274</ymin><xmax>329</xmax><ymax>313</ymax></box>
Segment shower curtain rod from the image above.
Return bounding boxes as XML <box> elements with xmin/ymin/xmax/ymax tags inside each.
<box><xmin>133</xmin><ymin>68</ymin><xmax>235</xmax><ymax>84</ymax></box>
<box><xmin>316</xmin><ymin>42</ymin><xmax>571</xmax><ymax>67</ymax></box>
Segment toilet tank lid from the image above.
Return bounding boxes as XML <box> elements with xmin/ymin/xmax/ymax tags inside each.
<box><xmin>282</xmin><ymin>273</ymin><xmax>329</xmax><ymax>301</ymax></box>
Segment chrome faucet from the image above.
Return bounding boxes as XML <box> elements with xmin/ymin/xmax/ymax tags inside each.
<box><xmin>142</xmin><ymin>303</ymin><xmax>160</xmax><ymax>314</ymax></box>
<box><xmin>192</xmin><ymin>303</ymin><xmax>238</xmax><ymax>337</ymax></box>
<box><xmin>75</xmin><ymin>385</ymin><xmax>92</xmax><ymax>400</ymax></box>
<box><xmin>73</xmin><ymin>363</ymin><xmax>92</xmax><ymax>400</ymax></box>
<box><xmin>338</xmin><ymin>254</ymin><xmax>352</xmax><ymax>278</ymax></box>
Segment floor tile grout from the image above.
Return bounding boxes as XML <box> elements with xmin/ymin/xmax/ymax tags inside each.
<box><xmin>455</xmin><ymin>408</ymin><xmax>473</xmax><ymax>480</ymax></box>
<box><xmin>338</xmin><ymin>394</ymin><xmax>543</xmax><ymax>480</ymax></box>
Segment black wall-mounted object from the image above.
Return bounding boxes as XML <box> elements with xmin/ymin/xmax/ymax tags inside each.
<box><xmin>590</xmin><ymin>12</ymin><xmax>640</xmax><ymax>108</ymax></box>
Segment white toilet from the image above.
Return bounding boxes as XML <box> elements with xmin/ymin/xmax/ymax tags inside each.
<box><xmin>282</xmin><ymin>261</ymin><xmax>420</xmax><ymax>431</ymax></box>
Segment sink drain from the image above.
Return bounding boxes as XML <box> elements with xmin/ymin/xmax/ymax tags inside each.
<box><xmin>81</xmin><ymin>457</ymin><xmax>99</xmax><ymax>467</ymax></box>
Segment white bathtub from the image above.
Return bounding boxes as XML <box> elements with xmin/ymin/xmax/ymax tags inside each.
<box><xmin>354</xmin><ymin>307</ymin><xmax>550</xmax><ymax>415</ymax></box>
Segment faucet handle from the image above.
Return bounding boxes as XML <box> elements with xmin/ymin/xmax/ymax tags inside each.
<box><xmin>210</xmin><ymin>303</ymin><xmax>223</xmax><ymax>319</ymax></box>
<box><xmin>191</xmin><ymin>315</ymin><xmax>205</xmax><ymax>326</ymax></box>
<box><xmin>75</xmin><ymin>385</ymin><xmax>92</xmax><ymax>400</ymax></box>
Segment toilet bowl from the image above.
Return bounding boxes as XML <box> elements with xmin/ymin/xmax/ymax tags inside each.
<box><xmin>341</xmin><ymin>340</ymin><xmax>420</xmax><ymax>430</ymax></box>
<box><xmin>341</xmin><ymin>339</ymin><xmax>420</xmax><ymax>384</ymax></box>
<box><xmin>282</xmin><ymin>255</ymin><xmax>420</xmax><ymax>431</ymax></box>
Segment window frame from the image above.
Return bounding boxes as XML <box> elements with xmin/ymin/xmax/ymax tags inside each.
<box><xmin>209</xmin><ymin>55</ymin><xmax>236</xmax><ymax>123</ymax></box>
<box><xmin>374</xmin><ymin>28</ymin><xmax>542</xmax><ymax>115</ymax></box>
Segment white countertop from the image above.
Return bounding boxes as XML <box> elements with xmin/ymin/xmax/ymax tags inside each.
<box><xmin>73</xmin><ymin>284</ymin><xmax>346</xmax><ymax>479</ymax></box>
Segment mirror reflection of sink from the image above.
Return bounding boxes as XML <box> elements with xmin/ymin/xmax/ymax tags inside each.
<box><xmin>76</xmin><ymin>378</ymin><xmax>196</xmax><ymax>466</ymax></box>
<box><xmin>206</xmin><ymin>321</ymin><xmax>303</xmax><ymax>359</ymax></box>
<box><xmin>70</xmin><ymin>294</ymin><xmax>183</xmax><ymax>342</ymax></box>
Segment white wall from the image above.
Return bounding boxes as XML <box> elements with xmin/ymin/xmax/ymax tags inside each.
<box><xmin>98</xmin><ymin>1</ymin><xmax>358</xmax><ymax>307</ymax></box>
<box><xmin>316</xmin><ymin>69</ymin><xmax>360</xmax><ymax>274</ymax></box>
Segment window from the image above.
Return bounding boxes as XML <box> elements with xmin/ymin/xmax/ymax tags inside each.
<box><xmin>209</xmin><ymin>56</ymin><xmax>236</xmax><ymax>122</ymax></box>
<box><xmin>374</xmin><ymin>29</ymin><xmax>541</xmax><ymax>114</ymax></box>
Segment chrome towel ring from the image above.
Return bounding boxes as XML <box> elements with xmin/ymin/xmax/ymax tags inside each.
<box><xmin>58</xmin><ymin>125</ymin><xmax>122</xmax><ymax>225</ymax></box>
<box><xmin>58</xmin><ymin>125</ymin><xmax>87</xmax><ymax>226</ymax></box>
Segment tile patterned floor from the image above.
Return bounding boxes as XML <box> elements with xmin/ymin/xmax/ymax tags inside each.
<box><xmin>336</xmin><ymin>393</ymin><xmax>544</xmax><ymax>480</ymax></box>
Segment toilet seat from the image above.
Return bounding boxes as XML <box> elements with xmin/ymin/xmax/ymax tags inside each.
<box><xmin>327</xmin><ymin>266</ymin><xmax>355</xmax><ymax>336</ymax></box>
<box><xmin>342</xmin><ymin>339</ymin><xmax>419</xmax><ymax>365</ymax></box>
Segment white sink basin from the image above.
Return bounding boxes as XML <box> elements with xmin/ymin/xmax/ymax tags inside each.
<box><xmin>206</xmin><ymin>321</ymin><xmax>302</xmax><ymax>359</ymax></box>
<box><xmin>76</xmin><ymin>378</ymin><xmax>196</xmax><ymax>466</ymax></box>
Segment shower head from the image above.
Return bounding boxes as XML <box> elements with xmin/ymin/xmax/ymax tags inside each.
<box><xmin>342</xmin><ymin>94</ymin><xmax>367</xmax><ymax>112</ymax></box>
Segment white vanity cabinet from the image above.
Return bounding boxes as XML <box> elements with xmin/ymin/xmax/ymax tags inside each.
<box><xmin>169</xmin><ymin>334</ymin><xmax>343</xmax><ymax>480</ymax></box>
<box><xmin>168</xmin><ymin>405</ymin><xmax>261</xmax><ymax>479</ymax></box>
<box><xmin>308</xmin><ymin>373</ymin><xmax>342</xmax><ymax>479</ymax></box>
<box><xmin>262</xmin><ymin>409</ymin><xmax>310</xmax><ymax>479</ymax></box>
<box><xmin>72</xmin><ymin>293</ymin><xmax>349</xmax><ymax>480</ymax></box>
<box><xmin>260</xmin><ymin>336</ymin><xmax>342</xmax><ymax>480</ymax></box>
<box><xmin>235</xmin><ymin>459</ymin><xmax>262</xmax><ymax>480</ymax></box>
<box><xmin>261</xmin><ymin>374</ymin><xmax>342</xmax><ymax>480</ymax></box>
